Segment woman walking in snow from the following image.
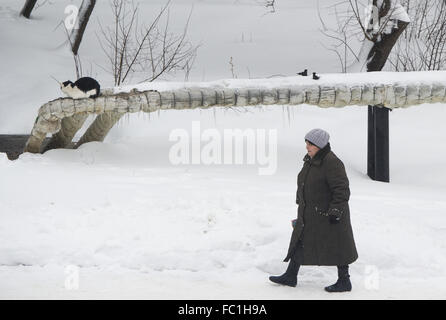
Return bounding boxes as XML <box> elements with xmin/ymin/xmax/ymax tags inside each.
<box><xmin>269</xmin><ymin>128</ymin><xmax>358</xmax><ymax>292</ymax></box>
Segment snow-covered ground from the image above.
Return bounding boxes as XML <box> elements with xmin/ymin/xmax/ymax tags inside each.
<box><xmin>1</xmin><ymin>0</ymin><xmax>445</xmax><ymax>299</ymax></box>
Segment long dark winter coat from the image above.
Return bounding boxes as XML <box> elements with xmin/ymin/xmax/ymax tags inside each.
<box><xmin>284</xmin><ymin>143</ymin><xmax>358</xmax><ymax>266</ymax></box>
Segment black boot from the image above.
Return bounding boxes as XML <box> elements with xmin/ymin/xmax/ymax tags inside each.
<box><xmin>324</xmin><ymin>265</ymin><xmax>352</xmax><ymax>292</ymax></box>
<box><xmin>269</xmin><ymin>257</ymin><xmax>300</xmax><ymax>287</ymax></box>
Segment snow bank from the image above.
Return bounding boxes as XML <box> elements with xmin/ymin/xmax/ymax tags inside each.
<box><xmin>1</xmin><ymin>0</ymin><xmax>445</xmax><ymax>299</ymax></box>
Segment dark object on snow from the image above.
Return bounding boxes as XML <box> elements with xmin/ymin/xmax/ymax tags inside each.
<box><xmin>367</xmin><ymin>106</ymin><xmax>389</xmax><ymax>182</ymax></box>
<box><xmin>270</xmin><ymin>242</ymin><xmax>353</xmax><ymax>291</ymax></box>
<box><xmin>325</xmin><ymin>278</ymin><xmax>352</xmax><ymax>292</ymax></box>
<box><xmin>269</xmin><ymin>254</ymin><xmax>300</xmax><ymax>287</ymax></box>
<box><xmin>325</xmin><ymin>265</ymin><xmax>352</xmax><ymax>292</ymax></box>
<box><xmin>20</xmin><ymin>0</ymin><xmax>37</xmax><ymax>19</ymax></box>
<box><xmin>284</xmin><ymin>142</ymin><xmax>358</xmax><ymax>266</ymax></box>
<box><xmin>61</xmin><ymin>77</ymin><xmax>101</xmax><ymax>99</ymax></box>
<box><xmin>312</xmin><ymin>72</ymin><xmax>320</xmax><ymax>80</ymax></box>
<box><xmin>297</xmin><ymin>69</ymin><xmax>308</xmax><ymax>76</ymax></box>
<box><xmin>0</xmin><ymin>134</ymin><xmax>50</xmax><ymax>160</ymax></box>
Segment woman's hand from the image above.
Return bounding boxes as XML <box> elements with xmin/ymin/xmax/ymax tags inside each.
<box><xmin>329</xmin><ymin>215</ymin><xmax>340</xmax><ymax>224</ymax></box>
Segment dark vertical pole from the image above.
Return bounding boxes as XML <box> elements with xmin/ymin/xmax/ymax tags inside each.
<box><xmin>367</xmin><ymin>105</ymin><xmax>389</xmax><ymax>182</ymax></box>
<box><xmin>367</xmin><ymin>106</ymin><xmax>375</xmax><ymax>179</ymax></box>
<box><xmin>363</xmin><ymin>14</ymin><xmax>408</xmax><ymax>183</ymax></box>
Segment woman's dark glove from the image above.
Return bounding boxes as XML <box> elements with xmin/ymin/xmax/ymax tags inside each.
<box><xmin>329</xmin><ymin>214</ymin><xmax>340</xmax><ymax>224</ymax></box>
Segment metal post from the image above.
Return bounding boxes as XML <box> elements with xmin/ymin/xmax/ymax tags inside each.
<box><xmin>367</xmin><ymin>105</ymin><xmax>389</xmax><ymax>182</ymax></box>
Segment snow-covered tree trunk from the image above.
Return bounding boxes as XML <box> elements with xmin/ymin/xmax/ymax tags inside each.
<box><xmin>23</xmin><ymin>79</ymin><xmax>446</xmax><ymax>154</ymax></box>
<box><xmin>70</xmin><ymin>0</ymin><xmax>96</xmax><ymax>56</ymax></box>
<box><xmin>20</xmin><ymin>0</ymin><xmax>37</xmax><ymax>19</ymax></box>
<box><xmin>366</xmin><ymin>20</ymin><xmax>410</xmax><ymax>71</ymax></box>
<box><xmin>347</xmin><ymin>0</ymin><xmax>410</xmax><ymax>72</ymax></box>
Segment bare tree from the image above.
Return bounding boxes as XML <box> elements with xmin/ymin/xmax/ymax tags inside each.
<box><xmin>62</xmin><ymin>23</ymin><xmax>84</xmax><ymax>80</ymax></box>
<box><xmin>97</xmin><ymin>0</ymin><xmax>198</xmax><ymax>86</ymax></box>
<box><xmin>42</xmin><ymin>1</ymin><xmax>97</xmax><ymax>152</ymax></box>
<box><xmin>70</xmin><ymin>0</ymin><xmax>97</xmax><ymax>56</ymax></box>
<box><xmin>229</xmin><ymin>57</ymin><xmax>238</xmax><ymax>78</ymax></box>
<box><xmin>257</xmin><ymin>0</ymin><xmax>276</xmax><ymax>14</ymax></box>
<box><xmin>42</xmin><ymin>21</ymin><xmax>88</xmax><ymax>152</ymax></box>
<box><xmin>319</xmin><ymin>0</ymin><xmax>410</xmax><ymax>72</ymax></box>
<box><xmin>319</xmin><ymin>0</ymin><xmax>410</xmax><ymax>182</ymax></box>
<box><xmin>361</xmin><ymin>1</ymin><xmax>410</xmax><ymax>71</ymax></box>
<box><xmin>318</xmin><ymin>2</ymin><xmax>362</xmax><ymax>73</ymax></box>
<box><xmin>52</xmin><ymin>0</ymin><xmax>96</xmax><ymax>78</ymax></box>
<box><xmin>389</xmin><ymin>0</ymin><xmax>446</xmax><ymax>71</ymax></box>
<box><xmin>20</xmin><ymin>0</ymin><xmax>38</xmax><ymax>19</ymax></box>
<box><xmin>73</xmin><ymin>0</ymin><xmax>199</xmax><ymax>147</ymax></box>
<box><xmin>350</xmin><ymin>0</ymin><xmax>410</xmax><ymax>182</ymax></box>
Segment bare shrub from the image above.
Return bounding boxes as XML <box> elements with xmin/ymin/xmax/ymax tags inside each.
<box><xmin>96</xmin><ymin>0</ymin><xmax>199</xmax><ymax>86</ymax></box>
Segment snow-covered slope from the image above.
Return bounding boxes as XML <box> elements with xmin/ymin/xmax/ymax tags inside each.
<box><xmin>0</xmin><ymin>0</ymin><xmax>445</xmax><ymax>299</ymax></box>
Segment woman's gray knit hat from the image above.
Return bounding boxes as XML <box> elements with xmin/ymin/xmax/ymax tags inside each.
<box><xmin>305</xmin><ymin>128</ymin><xmax>330</xmax><ymax>149</ymax></box>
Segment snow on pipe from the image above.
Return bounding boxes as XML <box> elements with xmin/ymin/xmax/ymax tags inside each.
<box><xmin>24</xmin><ymin>81</ymin><xmax>446</xmax><ymax>153</ymax></box>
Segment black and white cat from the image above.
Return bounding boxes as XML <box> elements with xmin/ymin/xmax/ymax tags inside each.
<box><xmin>61</xmin><ymin>77</ymin><xmax>101</xmax><ymax>99</ymax></box>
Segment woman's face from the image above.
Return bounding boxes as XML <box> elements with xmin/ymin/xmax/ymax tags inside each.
<box><xmin>305</xmin><ymin>140</ymin><xmax>320</xmax><ymax>158</ymax></box>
